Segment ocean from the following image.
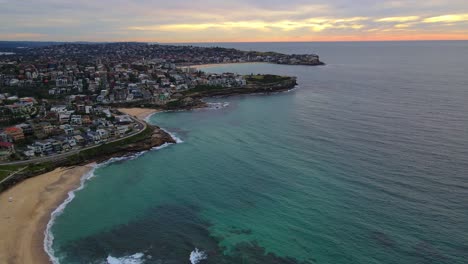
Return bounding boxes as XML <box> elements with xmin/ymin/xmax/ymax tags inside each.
<box><xmin>49</xmin><ymin>41</ymin><xmax>468</xmax><ymax>264</ymax></box>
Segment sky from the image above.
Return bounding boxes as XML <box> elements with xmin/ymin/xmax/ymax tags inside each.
<box><xmin>0</xmin><ymin>0</ymin><xmax>467</xmax><ymax>42</ymax></box>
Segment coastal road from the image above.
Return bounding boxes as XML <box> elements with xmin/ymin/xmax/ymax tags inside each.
<box><xmin>0</xmin><ymin>116</ymin><xmax>148</xmax><ymax>167</ymax></box>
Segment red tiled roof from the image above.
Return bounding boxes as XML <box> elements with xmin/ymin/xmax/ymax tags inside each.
<box><xmin>4</xmin><ymin>127</ymin><xmax>21</xmax><ymax>133</ymax></box>
<box><xmin>0</xmin><ymin>142</ymin><xmax>13</xmax><ymax>148</ymax></box>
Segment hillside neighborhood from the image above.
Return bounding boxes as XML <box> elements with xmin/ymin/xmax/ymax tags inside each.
<box><xmin>0</xmin><ymin>42</ymin><xmax>322</xmax><ymax>162</ymax></box>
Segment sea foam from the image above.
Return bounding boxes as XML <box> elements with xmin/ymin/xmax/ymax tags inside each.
<box><xmin>190</xmin><ymin>248</ymin><xmax>208</xmax><ymax>264</ymax></box>
<box><xmin>206</xmin><ymin>102</ymin><xmax>230</xmax><ymax>110</ymax></box>
<box><xmin>161</xmin><ymin>128</ymin><xmax>184</xmax><ymax>143</ymax></box>
<box><xmin>44</xmin><ymin>131</ymin><xmax>181</xmax><ymax>264</ymax></box>
<box><xmin>106</xmin><ymin>253</ymin><xmax>146</xmax><ymax>264</ymax></box>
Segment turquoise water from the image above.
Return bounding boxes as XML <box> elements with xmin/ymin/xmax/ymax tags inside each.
<box><xmin>51</xmin><ymin>42</ymin><xmax>468</xmax><ymax>264</ymax></box>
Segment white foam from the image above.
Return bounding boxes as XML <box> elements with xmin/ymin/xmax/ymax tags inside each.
<box><xmin>44</xmin><ymin>164</ymin><xmax>99</xmax><ymax>264</ymax></box>
<box><xmin>206</xmin><ymin>102</ymin><xmax>230</xmax><ymax>110</ymax></box>
<box><xmin>142</xmin><ymin>111</ymin><xmax>184</xmax><ymax>144</ymax></box>
<box><xmin>43</xmin><ymin>137</ymin><xmax>180</xmax><ymax>264</ymax></box>
<box><xmin>161</xmin><ymin>128</ymin><xmax>184</xmax><ymax>143</ymax></box>
<box><xmin>190</xmin><ymin>248</ymin><xmax>208</xmax><ymax>264</ymax></box>
<box><xmin>107</xmin><ymin>253</ymin><xmax>146</xmax><ymax>264</ymax></box>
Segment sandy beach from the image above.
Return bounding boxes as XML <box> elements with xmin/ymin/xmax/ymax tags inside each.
<box><xmin>118</xmin><ymin>107</ymin><xmax>160</xmax><ymax>121</ymax></box>
<box><xmin>0</xmin><ymin>165</ymin><xmax>95</xmax><ymax>264</ymax></box>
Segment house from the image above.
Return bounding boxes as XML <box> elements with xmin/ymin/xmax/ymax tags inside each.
<box><xmin>0</xmin><ymin>142</ymin><xmax>15</xmax><ymax>155</ymax></box>
<box><xmin>86</xmin><ymin>131</ymin><xmax>101</xmax><ymax>143</ymax></box>
<box><xmin>117</xmin><ymin>125</ymin><xmax>129</xmax><ymax>136</ymax></box>
<box><xmin>82</xmin><ymin>115</ymin><xmax>92</xmax><ymax>125</ymax></box>
<box><xmin>16</xmin><ymin>123</ymin><xmax>34</xmax><ymax>136</ymax></box>
<box><xmin>70</xmin><ymin>115</ymin><xmax>82</xmax><ymax>125</ymax></box>
<box><xmin>73</xmin><ymin>135</ymin><xmax>85</xmax><ymax>146</ymax></box>
<box><xmin>5</xmin><ymin>104</ymin><xmax>23</xmax><ymax>114</ymax></box>
<box><xmin>59</xmin><ymin>113</ymin><xmax>71</xmax><ymax>124</ymax></box>
<box><xmin>49</xmin><ymin>139</ymin><xmax>63</xmax><ymax>152</ymax></box>
<box><xmin>116</xmin><ymin>115</ymin><xmax>133</xmax><ymax>124</ymax></box>
<box><xmin>85</xmin><ymin>106</ymin><xmax>93</xmax><ymax>114</ymax></box>
<box><xmin>4</xmin><ymin>127</ymin><xmax>25</xmax><ymax>142</ymax></box>
<box><xmin>39</xmin><ymin>122</ymin><xmax>54</xmax><ymax>135</ymax></box>
<box><xmin>60</xmin><ymin>124</ymin><xmax>74</xmax><ymax>136</ymax></box>
<box><xmin>23</xmin><ymin>147</ymin><xmax>36</xmax><ymax>158</ymax></box>
<box><xmin>0</xmin><ymin>142</ymin><xmax>15</xmax><ymax>160</ymax></box>
<box><xmin>96</xmin><ymin>129</ymin><xmax>109</xmax><ymax>140</ymax></box>
<box><xmin>66</xmin><ymin>137</ymin><xmax>77</xmax><ymax>148</ymax></box>
<box><xmin>50</xmin><ymin>105</ymin><xmax>68</xmax><ymax>113</ymax></box>
<box><xmin>33</xmin><ymin>140</ymin><xmax>53</xmax><ymax>155</ymax></box>
<box><xmin>0</xmin><ymin>132</ymin><xmax>11</xmax><ymax>142</ymax></box>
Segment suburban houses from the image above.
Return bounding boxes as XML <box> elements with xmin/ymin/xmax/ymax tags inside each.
<box><xmin>0</xmin><ymin>42</ymin><xmax>321</xmax><ymax>162</ymax></box>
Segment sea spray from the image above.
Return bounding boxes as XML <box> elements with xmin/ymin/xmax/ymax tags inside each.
<box><xmin>44</xmin><ymin>135</ymin><xmax>181</xmax><ymax>264</ymax></box>
<box><xmin>190</xmin><ymin>248</ymin><xmax>208</xmax><ymax>264</ymax></box>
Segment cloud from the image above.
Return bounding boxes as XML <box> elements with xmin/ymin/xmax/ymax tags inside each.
<box><xmin>128</xmin><ymin>16</ymin><xmax>369</xmax><ymax>33</ymax></box>
<box><xmin>423</xmin><ymin>14</ymin><xmax>468</xmax><ymax>23</ymax></box>
<box><xmin>1</xmin><ymin>0</ymin><xmax>468</xmax><ymax>41</ymax></box>
<box><xmin>394</xmin><ymin>24</ymin><xmax>411</xmax><ymax>28</ymax></box>
<box><xmin>0</xmin><ymin>33</ymin><xmax>47</xmax><ymax>40</ymax></box>
<box><xmin>376</xmin><ymin>16</ymin><xmax>420</xmax><ymax>22</ymax></box>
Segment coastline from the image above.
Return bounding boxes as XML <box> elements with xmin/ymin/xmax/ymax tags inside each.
<box><xmin>0</xmin><ymin>108</ymin><xmax>169</xmax><ymax>264</ymax></box>
<box><xmin>0</xmin><ymin>165</ymin><xmax>95</xmax><ymax>264</ymax></box>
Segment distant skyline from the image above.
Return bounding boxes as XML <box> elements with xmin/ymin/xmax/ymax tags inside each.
<box><xmin>1</xmin><ymin>0</ymin><xmax>468</xmax><ymax>42</ymax></box>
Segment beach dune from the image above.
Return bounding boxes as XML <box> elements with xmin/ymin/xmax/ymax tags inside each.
<box><xmin>0</xmin><ymin>165</ymin><xmax>94</xmax><ymax>264</ymax></box>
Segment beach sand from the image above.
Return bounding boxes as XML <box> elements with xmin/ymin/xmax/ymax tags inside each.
<box><xmin>118</xmin><ymin>108</ymin><xmax>160</xmax><ymax>121</ymax></box>
<box><xmin>0</xmin><ymin>165</ymin><xmax>95</xmax><ymax>264</ymax></box>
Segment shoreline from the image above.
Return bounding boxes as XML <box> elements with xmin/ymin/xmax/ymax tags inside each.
<box><xmin>0</xmin><ymin>165</ymin><xmax>95</xmax><ymax>264</ymax></box>
<box><xmin>117</xmin><ymin>107</ymin><xmax>161</xmax><ymax>121</ymax></box>
<box><xmin>0</xmin><ymin>108</ymin><xmax>171</xmax><ymax>264</ymax></box>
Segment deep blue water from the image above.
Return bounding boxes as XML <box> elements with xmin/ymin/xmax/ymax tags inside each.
<box><xmin>51</xmin><ymin>41</ymin><xmax>468</xmax><ymax>264</ymax></box>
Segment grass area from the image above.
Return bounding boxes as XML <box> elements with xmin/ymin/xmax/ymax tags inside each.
<box><xmin>0</xmin><ymin>165</ymin><xmax>24</xmax><ymax>182</ymax></box>
<box><xmin>165</xmin><ymin>100</ymin><xmax>185</xmax><ymax>109</ymax></box>
<box><xmin>184</xmin><ymin>84</ymin><xmax>225</xmax><ymax>93</ymax></box>
<box><xmin>245</xmin><ymin>74</ymin><xmax>291</xmax><ymax>84</ymax></box>
<box><xmin>0</xmin><ymin>166</ymin><xmax>20</xmax><ymax>181</ymax></box>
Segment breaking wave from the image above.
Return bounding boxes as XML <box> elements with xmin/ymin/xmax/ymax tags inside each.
<box><xmin>106</xmin><ymin>253</ymin><xmax>146</xmax><ymax>264</ymax></box>
<box><xmin>206</xmin><ymin>102</ymin><xmax>230</xmax><ymax>109</ymax></box>
<box><xmin>190</xmin><ymin>248</ymin><xmax>208</xmax><ymax>264</ymax></box>
<box><xmin>161</xmin><ymin>128</ymin><xmax>184</xmax><ymax>143</ymax></box>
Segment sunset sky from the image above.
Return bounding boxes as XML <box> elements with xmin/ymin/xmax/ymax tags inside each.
<box><xmin>1</xmin><ymin>0</ymin><xmax>467</xmax><ymax>42</ymax></box>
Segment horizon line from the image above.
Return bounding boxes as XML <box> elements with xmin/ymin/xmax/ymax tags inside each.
<box><xmin>1</xmin><ymin>39</ymin><xmax>468</xmax><ymax>44</ymax></box>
